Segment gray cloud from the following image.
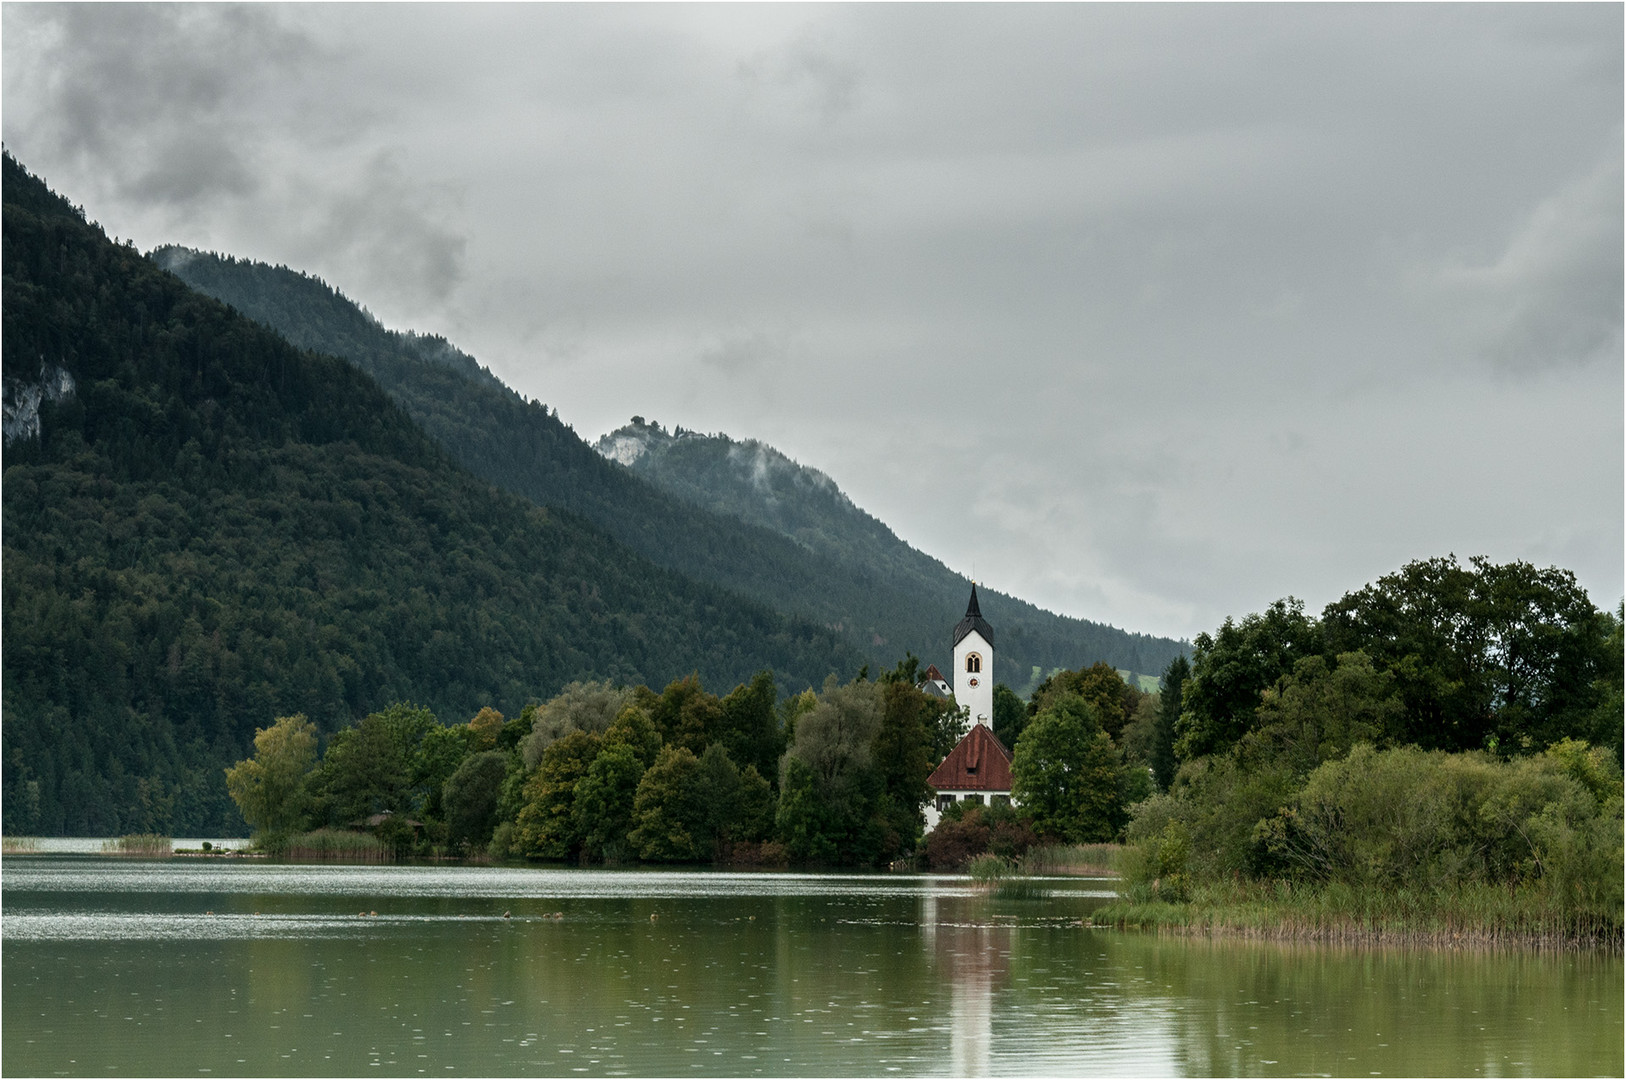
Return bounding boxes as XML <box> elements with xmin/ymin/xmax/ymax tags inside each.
<box><xmin>4</xmin><ymin>4</ymin><xmax>1619</xmax><ymax>639</ymax></box>
<box><xmin>5</xmin><ymin>4</ymin><xmax>317</xmax><ymax>209</ymax></box>
<box><xmin>1423</xmin><ymin>152</ymin><xmax>1623</xmax><ymax>372</ymax></box>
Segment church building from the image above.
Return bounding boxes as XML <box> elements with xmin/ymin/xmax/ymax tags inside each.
<box><xmin>924</xmin><ymin>585</ymin><xmax>1015</xmax><ymax>831</ymax></box>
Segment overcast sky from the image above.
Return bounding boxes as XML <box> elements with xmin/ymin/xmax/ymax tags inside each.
<box><xmin>5</xmin><ymin>4</ymin><xmax>1621</xmax><ymax>641</ymax></box>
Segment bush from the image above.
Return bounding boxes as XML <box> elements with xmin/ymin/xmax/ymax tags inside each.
<box><xmin>1119</xmin><ymin>821</ymin><xmax>1191</xmax><ymax>902</ymax></box>
<box><xmin>924</xmin><ymin>803</ymin><xmax>1037</xmax><ymax>871</ymax></box>
<box><xmin>1243</xmin><ymin>741</ymin><xmax>1623</xmax><ymax>924</ymax></box>
<box><xmin>488</xmin><ymin>821</ymin><xmax>516</xmax><ymax>861</ymax></box>
<box><xmin>967</xmin><ymin>852</ymin><xmax>1015</xmax><ymax>880</ymax></box>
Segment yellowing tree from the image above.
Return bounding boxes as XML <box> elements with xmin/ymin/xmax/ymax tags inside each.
<box><xmin>224</xmin><ymin>714</ymin><xmax>318</xmax><ymax>838</ymax></box>
<box><xmin>467</xmin><ymin>706</ymin><xmax>504</xmax><ymax>750</ymax></box>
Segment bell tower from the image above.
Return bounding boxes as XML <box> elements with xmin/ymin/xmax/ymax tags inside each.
<box><xmin>951</xmin><ymin>584</ymin><xmax>995</xmax><ymax>729</ymax></box>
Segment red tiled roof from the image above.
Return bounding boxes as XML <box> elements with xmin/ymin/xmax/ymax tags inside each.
<box><xmin>926</xmin><ymin>723</ymin><xmax>1012</xmax><ymax>792</ymax></box>
<box><xmin>923</xmin><ymin>664</ymin><xmax>945</xmax><ymax>682</ymax></box>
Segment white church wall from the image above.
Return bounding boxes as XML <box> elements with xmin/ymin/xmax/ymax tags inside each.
<box><xmin>953</xmin><ymin>627</ymin><xmax>994</xmax><ymax>728</ymax></box>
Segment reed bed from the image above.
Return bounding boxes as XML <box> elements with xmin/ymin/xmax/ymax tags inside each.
<box><xmin>967</xmin><ymin>853</ymin><xmax>1016</xmax><ymax>880</ymax></box>
<box><xmin>1023</xmin><ymin>842</ymin><xmax>1124</xmax><ymax>876</ymax></box>
<box><xmin>1093</xmin><ymin>878</ymin><xmax>1622</xmax><ymax>951</ymax></box>
<box><xmin>101</xmin><ymin>834</ymin><xmax>173</xmax><ymax>857</ymax></box>
<box><xmin>2</xmin><ymin>836</ymin><xmax>43</xmax><ymax>854</ymax></box>
<box><xmin>280</xmin><ymin>828</ymin><xmax>392</xmax><ymax>862</ymax></box>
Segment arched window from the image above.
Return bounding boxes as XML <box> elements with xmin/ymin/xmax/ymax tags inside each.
<box><xmin>965</xmin><ymin>653</ymin><xmax>982</xmax><ymax>674</ymax></box>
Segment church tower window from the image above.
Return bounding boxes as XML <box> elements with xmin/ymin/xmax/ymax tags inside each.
<box><xmin>965</xmin><ymin>653</ymin><xmax>982</xmax><ymax>674</ymax></box>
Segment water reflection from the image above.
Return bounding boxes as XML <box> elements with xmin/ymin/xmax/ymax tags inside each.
<box><xmin>2</xmin><ymin>858</ymin><xmax>1619</xmax><ymax>1077</ymax></box>
<box><xmin>925</xmin><ymin>902</ymin><xmax>1007</xmax><ymax>1075</ymax></box>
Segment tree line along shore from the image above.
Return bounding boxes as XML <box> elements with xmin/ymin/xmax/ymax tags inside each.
<box><xmin>202</xmin><ymin>554</ymin><xmax>1623</xmax><ymax>950</ymax></box>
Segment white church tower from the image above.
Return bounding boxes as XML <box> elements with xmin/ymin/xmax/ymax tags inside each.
<box><xmin>952</xmin><ymin>584</ymin><xmax>995</xmax><ymax>729</ymax></box>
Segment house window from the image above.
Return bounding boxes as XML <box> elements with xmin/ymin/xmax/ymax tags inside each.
<box><xmin>965</xmin><ymin>653</ymin><xmax>982</xmax><ymax>674</ymax></box>
<box><xmin>936</xmin><ymin>793</ymin><xmax>956</xmax><ymax>811</ymax></box>
<box><xmin>963</xmin><ymin>793</ymin><xmax>984</xmax><ymax>806</ymax></box>
<box><xmin>992</xmin><ymin>794</ymin><xmax>1011</xmax><ymax>808</ymax></box>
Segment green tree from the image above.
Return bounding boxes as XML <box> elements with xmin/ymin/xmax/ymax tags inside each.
<box><xmin>571</xmin><ymin>742</ymin><xmax>645</xmax><ymax>863</ymax></box>
<box><xmin>789</xmin><ymin>677</ymin><xmax>881</xmax><ymax>792</ymax></box>
<box><xmin>1238</xmin><ymin>651</ymin><xmax>1403</xmax><ymax>776</ymax></box>
<box><xmin>694</xmin><ymin>743</ymin><xmax>745</xmax><ymax>860</ymax></box>
<box><xmin>717</xmin><ymin>671</ymin><xmax>783</xmax><ymax>783</ymax></box>
<box><xmin>777</xmin><ymin>676</ymin><xmax>889</xmax><ymax>864</ymax></box>
<box><xmin>1151</xmin><ymin>655</ymin><xmax>1189</xmax><ymax>790</ymax></box>
<box><xmin>602</xmin><ymin>704</ymin><xmax>662</xmax><ymax>768</ymax></box>
<box><xmin>223</xmin><ymin>714</ymin><xmax>318</xmax><ymax>838</ymax></box>
<box><xmin>735</xmin><ymin>764</ymin><xmax>776</xmax><ymax>843</ymax></box>
<box><xmin>872</xmin><ymin>678</ymin><xmax>936</xmax><ymax>857</ymax></box>
<box><xmin>1323</xmin><ymin>556</ymin><xmax>1618</xmax><ymax>755</ymax></box>
<box><xmin>775</xmin><ymin>755</ymin><xmax>835</xmax><ymax>864</ymax></box>
<box><xmin>442</xmin><ymin>749</ymin><xmax>509</xmax><ymax>850</ymax></box>
<box><xmin>513</xmin><ymin>730</ymin><xmax>602</xmax><ymax>859</ymax></box>
<box><xmin>1027</xmin><ymin>662</ymin><xmax>1145</xmax><ymax>743</ymax></box>
<box><xmin>414</xmin><ymin>722</ymin><xmax>476</xmax><ymax>822</ymax></box>
<box><xmin>1010</xmin><ymin>695</ymin><xmax>1122</xmax><ymax>842</ymax></box>
<box><xmin>648</xmin><ymin>674</ymin><xmax>724</xmax><ymax>756</ymax></box>
<box><xmin>629</xmin><ymin>745</ymin><xmax>705</xmax><ymax>861</ymax></box>
<box><xmin>1175</xmin><ymin>598</ymin><xmax>1323</xmax><ymax>762</ymax></box>
<box><xmin>520</xmin><ymin>682</ymin><xmax>631</xmax><ymax>768</ymax></box>
<box><xmin>313</xmin><ymin>711</ymin><xmax>413</xmax><ymax>825</ymax></box>
<box><xmin>991</xmin><ymin>683</ymin><xmax>1027</xmax><ymax>750</ymax></box>
<box><xmin>467</xmin><ymin>706</ymin><xmax>504</xmax><ymax>750</ymax></box>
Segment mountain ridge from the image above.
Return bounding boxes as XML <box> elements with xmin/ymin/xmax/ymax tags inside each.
<box><xmin>2</xmin><ymin>154</ymin><xmax>860</xmax><ymax>834</ymax></box>
<box><xmin>157</xmin><ymin>248</ymin><xmax>1189</xmax><ymax>689</ymax></box>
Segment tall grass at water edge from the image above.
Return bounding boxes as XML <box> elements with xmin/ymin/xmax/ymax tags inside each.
<box><xmin>100</xmin><ymin>834</ymin><xmax>173</xmax><ymax>857</ymax></box>
<box><xmin>1093</xmin><ymin>878</ymin><xmax>1622</xmax><ymax>951</ymax></box>
<box><xmin>1023</xmin><ymin>843</ymin><xmax>1124</xmax><ymax>876</ymax></box>
<box><xmin>2</xmin><ymin>836</ymin><xmax>43</xmax><ymax>854</ymax></box>
<box><xmin>276</xmin><ymin>828</ymin><xmax>392</xmax><ymax>862</ymax></box>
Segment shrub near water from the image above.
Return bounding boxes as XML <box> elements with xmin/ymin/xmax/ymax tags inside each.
<box><xmin>1117</xmin><ymin>740</ymin><xmax>1623</xmax><ymax>944</ymax></box>
<box><xmin>1261</xmin><ymin>743</ymin><xmax>1622</xmax><ymax>902</ymax></box>
<box><xmin>924</xmin><ymin>802</ymin><xmax>1037</xmax><ymax>871</ymax></box>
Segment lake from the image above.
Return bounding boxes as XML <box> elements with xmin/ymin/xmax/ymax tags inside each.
<box><xmin>3</xmin><ymin>856</ymin><xmax>1619</xmax><ymax>1076</ymax></box>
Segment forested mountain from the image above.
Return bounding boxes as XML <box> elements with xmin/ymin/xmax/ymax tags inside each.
<box><xmin>1</xmin><ymin>155</ymin><xmax>861</xmax><ymax>835</ymax></box>
<box><xmin>154</xmin><ymin>249</ymin><xmax>1188</xmax><ymax>689</ymax></box>
<box><xmin>596</xmin><ymin>419</ymin><xmax>1186</xmax><ymax>692</ymax></box>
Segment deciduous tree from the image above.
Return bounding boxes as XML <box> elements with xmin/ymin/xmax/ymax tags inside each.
<box><xmin>1011</xmin><ymin>695</ymin><xmax>1122</xmax><ymax>842</ymax></box>
<box><xmin>224</xmin><ymin>714</ymin><xmax>317</xmax><ymax>838</ymax></box>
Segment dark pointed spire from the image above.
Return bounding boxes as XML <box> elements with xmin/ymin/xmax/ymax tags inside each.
<box><xmin>952</xmin><ymin>582</ymin><xmax>995</xmax><ymax>648</ymax></box>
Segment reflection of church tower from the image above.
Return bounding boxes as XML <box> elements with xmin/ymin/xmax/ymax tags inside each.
<box><xmin>952</xmin><ymin>584</ymin><xmax>994</xmax><ymax>728</ymax></box>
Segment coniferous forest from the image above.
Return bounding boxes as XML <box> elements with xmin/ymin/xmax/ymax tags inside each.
<box><xmin>1</xmin><ymin>154</ymin><xmax>863</xmax><ymax>835</ymax></box>
<box><xmin>150</xmin><ymin>246</ymin><xmax>1188</xmax><ymax>689</ymax></box>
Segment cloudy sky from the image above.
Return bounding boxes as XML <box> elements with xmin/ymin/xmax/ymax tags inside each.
<box><xmin>5</xmin><ymin>4</ymin><xmax>1621</xmax><ymax>641</ymax></box>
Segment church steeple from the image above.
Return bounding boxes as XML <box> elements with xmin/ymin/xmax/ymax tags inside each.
<box><xmin>952</xmin><ymin>583</ymin><xmax>995</xmax><ymax>648</ymax></box>
<box><xmin>951</xmin><ymin>582</ymin><xmax>995</xmax><ymax>729</ymax></box>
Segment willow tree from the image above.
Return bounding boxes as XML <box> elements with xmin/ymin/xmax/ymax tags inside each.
<box><xmin>224</xmin><ymin>714</ymin><xmax>318</xmax><ymax>838</ymax></box>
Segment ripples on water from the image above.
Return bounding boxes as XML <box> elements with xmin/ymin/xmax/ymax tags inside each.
<box><xmin>3</xmin><ymin>857</ymin><xmax>1620</xmax><ymax>1077</ymax></box>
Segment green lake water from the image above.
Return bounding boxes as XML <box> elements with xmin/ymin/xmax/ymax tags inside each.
<box><xmin>2</xmin><ymin>857</ymin><xmax>1619</xmax><ymax>1076</ymax></box>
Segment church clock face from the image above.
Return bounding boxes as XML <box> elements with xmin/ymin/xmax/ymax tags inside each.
<box><xmin>968</xmin><ymin>677</ymin><xmax>980</xmax><ymax>688</ymax></box>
